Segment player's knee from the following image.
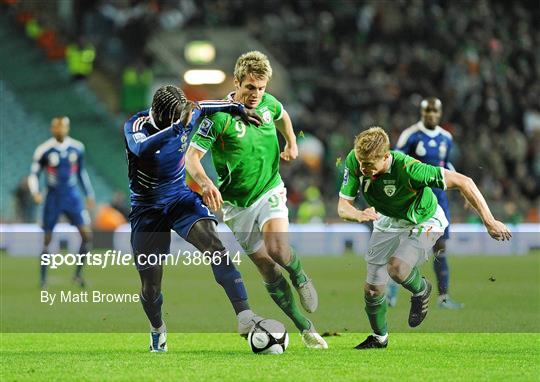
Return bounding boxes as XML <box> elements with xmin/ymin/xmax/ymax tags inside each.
<box><xmin>387</xmin><ymin>259</ymin><xmax>409</xmax><ymax>283</ymax></box>
<box><xmin>364</xmin><ymin>283</ymin><xmax>384</xmax><ymax>297</ymax></box>
<box><xmin>433</xmin><ymin>240</ymin><xmax>446</xmax><ymax>258</ymax></box>
<box><xmin>141</xmin><ymin>278</ymin><xmax>161</xmax><ymax>301</ymax></box>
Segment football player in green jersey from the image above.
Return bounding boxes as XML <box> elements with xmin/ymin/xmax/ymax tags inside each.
<box><xmin>338</xmin><ymin>127</ymin><xmax>511</xmax><ymax>349</ymax></box>
<box><xmin>186</xmin><ymin>51</ymin><xmax>327</xmax><ymax>349</ymax></box>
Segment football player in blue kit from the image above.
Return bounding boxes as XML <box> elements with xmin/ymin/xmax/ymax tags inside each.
<box><xmin>29</xmin><ymin>116</ymin><xmax>95</xmax><ymax>289</ymax></box>
<box><xmin>389</xmin><ymin>98</ymin><xmax>463</xmax><ymax>309</ymax></box>
<box><xmin>124</xmin><ymin>85</ymin><xmax>264</xmax><ymax>352</ymax></box>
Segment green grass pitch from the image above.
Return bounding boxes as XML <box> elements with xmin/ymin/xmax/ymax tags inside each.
<box><xmin>1</xmin><ymin>253</ymin><xmax>539</xmax><ymax>381</ymax></box>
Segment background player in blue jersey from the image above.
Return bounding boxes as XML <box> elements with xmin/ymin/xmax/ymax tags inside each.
<box><xmin>29</xmin><ymin>116</ymin><xmax>95</xmax><ymax>289</ymax></box>
<box><xmin>125</xmin><ymin>85</ymin><xmax>264</xmax><ymax>352</ymax></box>
<box><xmin>391</xmin><ymin>98</ymin><xmax>463</xmax><ymax>309</ymax></box>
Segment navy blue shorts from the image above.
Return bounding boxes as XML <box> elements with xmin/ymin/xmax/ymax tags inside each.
<box><xmin>43</xmin><ymin>191</ymin><xmax>87</xmax><ymax>232</ymax></box>
<box><xmin>432</xmin><ymin>188</ymin><xmax>450</xmax><ymax>240</ymax></box>
<box><xmin>130</xmin><ymin>190</ymin><xmax>217</xmax><ymax>270</ymax></box>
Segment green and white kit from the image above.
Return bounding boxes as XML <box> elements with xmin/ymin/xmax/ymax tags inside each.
<box><xmin>340</xmin><ymin>150</ymin><xmax>449</xmax><ymax>284</ymax></box>
<box><xmin>191</xmin><ymin>92</ymin><xmax>288</xmax><ymax>253</ymax></box>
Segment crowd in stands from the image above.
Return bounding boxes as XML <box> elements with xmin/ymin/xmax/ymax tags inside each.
<box><xmin>5</xmin><ymin>0</ymin><xmax>539</xmax><ymax>223</ymax></box>
<box><xmin>190</xmin><ymin>0</ymin><xmax>540</xmax><ymax>222</ymax></box>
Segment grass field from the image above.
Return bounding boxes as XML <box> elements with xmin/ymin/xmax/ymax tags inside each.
<box><xmin>1</xmin><ymin>252</ymin><xmax>539</xmax><ymax>381</ymax></box>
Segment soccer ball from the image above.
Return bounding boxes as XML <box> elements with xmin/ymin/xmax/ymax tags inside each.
<box><xmin>248</xmin><ymin>319</ymin><xmax>289</xmax><ymax>354</ymax></box>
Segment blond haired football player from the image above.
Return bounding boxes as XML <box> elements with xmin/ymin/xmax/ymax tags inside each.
<box><xmin>338</xmin><ymin>127</ymin><xmax>510</xmax><ymax>349</ymax></box>
<box><xmin>187</xmin><ymin>51</ymin><xmax>327</xmax><ymax>349</ymax></box>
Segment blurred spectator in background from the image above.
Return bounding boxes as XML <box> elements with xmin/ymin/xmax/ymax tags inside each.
<box><xmin>13</xmin><ymin>176</ymin><xmax>37</xmax><ymax>223</ymax></box>
<box><xmin>297</xmin><ymin>186</ymin><xmax>326</xmax><ymax>224</ymax></box>
<box><xmin>65</xmin><ymin>38</ymin><xmax>95</xmax><ymax>80</ymax></box>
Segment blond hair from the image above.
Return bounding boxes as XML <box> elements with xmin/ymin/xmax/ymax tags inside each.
<box><xmin>354</xmin><ymin>127</ymin><xmax>390</xmax><ymax>160</ymax></box>
<box><xmin>234</xmin><ymin>51</ymin><xmax>272</xmax><ymax>83</ymax></box>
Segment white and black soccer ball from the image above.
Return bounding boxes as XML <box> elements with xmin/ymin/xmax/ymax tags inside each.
<box><xmin>248</xmin><ymin>319</ymin><xmax>289</xmax><ymax>354</ymax></box>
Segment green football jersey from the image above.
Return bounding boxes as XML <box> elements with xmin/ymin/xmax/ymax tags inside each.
<box><xmin>339</xmin><ymin>150</ymin><xmax>446</xmax><ymax>224</ymax></box>
<box><xmin>190</xmin><ymin>92</ymin><xmax>284</xmax><ymax>207</ymax></box>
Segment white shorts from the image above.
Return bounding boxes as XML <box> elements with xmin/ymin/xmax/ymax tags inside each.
<box><xmin>365</xmin><ymin>205</ymin><xmax>449</xmax><ymax>285</ymax></box>
<box><xmin>222</xmin><ymin>183</ymin><xmax>289</xmax><ymax>254</ymax></box>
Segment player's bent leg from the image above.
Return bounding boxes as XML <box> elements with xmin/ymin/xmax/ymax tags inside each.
<box><xmin>186</xmin><ymin>219</ymin><xmax>261</xmax><ymax>337</ymax></box>
<box><xmin>138</xmin><ymin>265</ymin><xmax>167</xmax><ymax>352</ymax></box>
<box><xmin>249</xmin><ymin>248</ymin><xmax>312</xmax><ymax>332</ymax></box>
<box><xmin>388</xmin><ymin>257</ymin><xmax>432</xmax><ymax>328</ymax></box>
<box><xmin>262</xmin><ymin>218</ymin><xmax>318</xmax><ymax>313</ymax></box>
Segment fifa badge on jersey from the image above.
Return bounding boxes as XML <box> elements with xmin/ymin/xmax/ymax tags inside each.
<box><xmin>384</xmin><ymin>185</ymin><xmax>396</xmax><ymax>197</ymax></box>
<box><xmin>343</xmin><ymin>168</ymin><xmax>349</xmax><ymax>185</ymax></box>
<box><xmin>198</xmin><ymin>118</ymin><xmax>214</xmax><ymax>137</ymax></box>
<box><xmin>262</xmin><ymin>110</ymin><xmax>272</xmax><ymax>124</ymax></box>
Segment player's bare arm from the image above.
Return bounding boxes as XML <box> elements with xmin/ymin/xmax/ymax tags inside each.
<box><xmin>443</xmin><ymin>169</ymin><xmax>511</xmax><ymax>241</ymax></box>
<box><xmin>337</xmin><ymin>198</ymin><xmax>379</xmax><ymax>223</ymax></box>
<box><xmin>275</xmin><ymin>110</ymin><xmax>298</xmax><ymax>161</ymax></box>
<box><xmin>185</xmin><ymin>146</ymin><xmax>223</xmax><ymax>211</ymax></box>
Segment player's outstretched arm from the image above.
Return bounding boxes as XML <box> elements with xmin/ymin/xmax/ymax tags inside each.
<box><xmin>338</xmin><ymin>198</ymin><xmax>379</xmax><ymax>223</ymax></box>
<box><xmin>444</xmin><ymin>169</ymin><xmax>511</xmax><ymax>241</ymax></box>
<box><xmin>185</xmin><ymin>147</ymin><xmax>223</xmax><ymax>211</ymax></box>
<box><xmin>275</xmin><ymin>110</ymin><xmax>298</xmax><ymax>161</ymax></box>
<box><xmin>197</xmin><ymin>101</ymin><xmax>261</xmax><ymax>126</ymax></box>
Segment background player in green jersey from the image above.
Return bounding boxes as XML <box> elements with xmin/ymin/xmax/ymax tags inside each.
<box><xmin>337</xmin><ymin>127</ymin><xmax>511</xmax><ymax>349</ymax></box>
<box><xmin>186</xmin><ymin>51</ymin><xmax>327</xmax><ymax>349</ymax></box>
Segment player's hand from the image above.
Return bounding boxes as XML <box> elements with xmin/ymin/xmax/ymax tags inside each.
<box><xmin>485</xmin><ymin>220</ymin><xmax>512</xmax><ymax>241</ymax></box>
<box><xmin>280</xmin><ymin>142</ymin><xmax>298</xmax><ymax>161</ymax></box>
<box><xmin>86</xmin><ymin>197</ymin><xmax>95</xmax><ymax>210</ymax></box>
<box><xmin>238</xmin><ymin>105</ymin><xmax>262</xmax><ymax>126</ymax></box>
<box><xmin>201</xmin><ymin>181</ymin><xmax>223</xmax><ymax>212</ymax></box>
<box><xmin>356</xmin><ymin>207</ymin><xmax>379</xmax><ymax>223</ymax></box>
<box><xmin>173</xmin><ymin>101</ymin><xmax>197</xmax><ymax>133</ymax></box>
<box><xmin>32</xmin><ymin>193</ymin><xmax>43</xmax><ymax>204</ymax></box>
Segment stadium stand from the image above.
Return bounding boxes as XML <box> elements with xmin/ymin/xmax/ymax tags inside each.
<box><xmin>0</xmin><ymin>13</ymin><xmax>127</xmax><ymax>219</ymax></box>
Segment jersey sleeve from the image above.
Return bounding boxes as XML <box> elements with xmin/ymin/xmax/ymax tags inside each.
<box><xmin>339</xmin><ymin>151</ymin><xmax>361</xmax><ymax>200</ymax></box>
<box><xmin>28</xmin><ymin>147</ymin><xmax>45</xmax><ymax>194</ymax></box>
<box><xmin>405</xmin><ymin>157</ymin><xmax>446</xmax><ymax>190</ymax></box>
<box><xmin>124</xmin><ymin>115</ymin><xmax>177</xmax><ymax>157</ymax></box>
<box><xmin>189</xmin><ymin>113</ymin><xmax>227</xmax><ymax>154</ymax></box>
<box><xmin>76</xmin><ymin>146</ymin><xmax>95</xmax><ymax>198</ymax></box>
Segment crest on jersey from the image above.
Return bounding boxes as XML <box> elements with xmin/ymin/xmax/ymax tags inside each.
<box><xmin>69</xmin><ymin>152</ymin><xmax>78</xmax><ymax>163</ymax></box>
<box><xmin>384</xmin><ymin>185</ymin><xmax>396</xmax><ymax>197</ymax></box>
<box><xmin>47</xmin><ymin>152</ymin><xmax>60</xmax><ymax>167</ymax></box>
<box><xmin>198</xmin><ymin>118</ymin><xmax>214</xmax><ymax>137</ymax></box>
<box><xmin>262</xmin><ymin>110</ymin><xmax>272</xmax><ymax>124</ymax></box>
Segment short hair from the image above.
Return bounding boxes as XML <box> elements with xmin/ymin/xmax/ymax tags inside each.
<box><xmin>151</xmin><ymin>85</ymin><xmax>187</xmax><ymax>129</ymax></box>
<box><xmin>234</xmin><ymin>51</ymin><xmax>272</xmax><ymax>83</ymax></box>
<box><xmin>354</xmin><ymin>127</ymin><xmax>390</xmax><ymax>160</ymax></box>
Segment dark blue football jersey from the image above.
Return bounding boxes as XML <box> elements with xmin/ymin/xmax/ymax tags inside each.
<box><xmin>124</xmin><ymin>101</ymin><xmax>245</xmax><ymax>206</ymax></box>
<box><xmin>395</xmin><ymin>121</ymin><xmax>453</xmax><ymax>169</ymax></box>
<box><xmin>29</xmin><ymin>137</ymin><xmax>94</xmax><ymax>197</ymax></box>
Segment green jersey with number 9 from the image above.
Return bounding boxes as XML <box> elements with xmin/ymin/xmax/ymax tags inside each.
<box><xmin>190</xmin><ymin>92</ymin><xmax>284</xmax><ymax>207</ymax></box>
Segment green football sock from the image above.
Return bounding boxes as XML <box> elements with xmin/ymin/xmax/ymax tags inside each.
<box><xmin>283</xmin><ymin>249</ymin><xmax>307</xmax><ymax>287</ymax></box>
<box><xmin>365</xmin><ymin>294</ymin><xmax>388</xmax><ymax>336</ymax></box>
<box><xmin>401</xmin><ymin>267</ymin><xmax>426</xmax><ymax>295</ymax></box>
<box><xmin>265</xmin><ymin>275</ymin><xmax>310</xmax><ymax>331</ymax></box>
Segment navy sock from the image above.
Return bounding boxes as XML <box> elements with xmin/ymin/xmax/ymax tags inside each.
<box><xmin>140</xmin><ymin>293</ymin><xmax>163</xmax><ymax>329</ymax></box>
<box><xmin>40</xmin><ymin>256</ymin><xmax>47</xmax><ymax>286</ymax></box>
<box><xmin>211</xmin><ymin>254</ymin><xmax>249</xmax><ymax>314</ymax></box>
<box><xmin>433</xmin><ymin>253</ymin><xmax>449</xmax><ymax>295</ymax></box>
<box><xmin>75</xmin><ymin>241</ymin><xmax>90</xmax><ymax>278</ymax></box>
